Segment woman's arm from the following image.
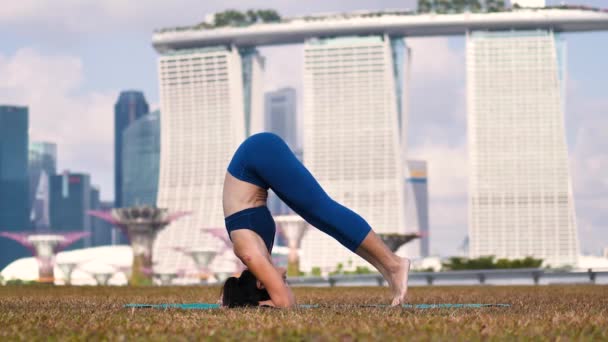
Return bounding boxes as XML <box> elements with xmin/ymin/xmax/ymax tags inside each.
<box><xmin>231</xmin><ymin>230</ymin><xmax>296</xmax><ymax>308</ymax></box>
<box><xmin>244</xmin><ymin>254</ymin><xmax>295</xmax><ymax>308</ymax></box>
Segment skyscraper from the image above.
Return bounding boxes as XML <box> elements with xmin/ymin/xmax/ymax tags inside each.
<box><xmin>466</xmin><ymin>29</ymin><xmax>579</xmax><ymax>266</ymax></box>
<box><xmin>114</xmin><ymin>91</ymin><xmax>149</xmax><ymax>209</ymax></box>
<box><xmin>0</xmin><ymin>105</ymin><xmax>30</xmax><ymax>269</ymax></box>
<box><xmin>300</xmin><ymin>35</ymin><xmax>409</xmax><ymax>270</ymax></box>
<box><xmin>49</xmin><ymin>172</ymin><xmax>93</xmax><ymax>249</ymax></box>
<box><xmin>154</xmin><ymin>46</ymin><xmax>265</xmax><ymax>272</ymax></box>
<box><xmin>265</xmin><ymin>88</ymin><xmax>297</xmax><ymax>149</ymax></box>
<box><xmin>264</xmin><ymin>88</ymin><xmax>298</xmax><ymax>216</ymax></box>
<box><xmin>90</xmin><ymin>187</ymin><xmax>113</xmax><ymax>246</ymax></box>
<box><xmin>122</xmin><ymin>110</ymin><xmax>160</xmax><ymax>207</ymax></box>
<box><xmin>405</xmin><ymin>160</ymin><xmax>429</xmax><ymax>258</ymax></box>
<box><xmin>28</xmin><ymin>142</ymin><xmax>57</xmax><ymax>230</ymax></box>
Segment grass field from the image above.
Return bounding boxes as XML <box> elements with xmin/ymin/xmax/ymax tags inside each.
<box><xmin>1</xmin><ymin>285</ymin><xmax>607</xmax><ymax>340</ymax></box>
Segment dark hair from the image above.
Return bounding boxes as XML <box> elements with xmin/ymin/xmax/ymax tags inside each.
<box><xmin>221</xmin><ymin>270</ymin><xmax>271</xmax><ymax>308</ymax></box>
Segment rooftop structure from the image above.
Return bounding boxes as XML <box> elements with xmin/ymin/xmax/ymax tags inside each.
<box><xmin>153</xmin><ymin>9</ymin><xmax>608</xmax><ymax>51</ymax></box>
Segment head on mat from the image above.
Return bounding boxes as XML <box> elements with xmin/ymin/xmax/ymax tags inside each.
<box><xmin>222</xmin><ymin>133</ymin><xmax>411</xmax><ymax>308</ymax></box>
<box><xmin>221</xmin><ymin>268</ymin><xmax>287</xmax><ymax>308</ymax></box>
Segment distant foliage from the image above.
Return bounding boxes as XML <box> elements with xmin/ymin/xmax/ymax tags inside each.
<box><xmin>417</xmin><ymin>0</ymin><xmax>503</xmax><ymax>14</ymax></box>
<box><xmin>213</xmin><ymin>9</ymin><xmax>281</xmax><ymax>28</ymax></box>
<box><xmin>329</xmin><ymin>263</ymin><xmax>374</xmax><ymax>275</ymax></box>
<box><xmin>442</xmin><ymin>256</ymin><xmax>543</xmax><ymax>270</ymax></box>
<box><xmin>310</xmin><ymin>267</ymin><xmax>322</xmax><ymax>277</ymax></box>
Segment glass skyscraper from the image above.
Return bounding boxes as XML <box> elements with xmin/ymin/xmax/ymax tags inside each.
<box><xmin>90</xmin><ymin>187</ymin><xmax>114</xmax><ymax>246</ymax></box>
<box><xmin>300</xmin><ymin>35</ymin><xmax>409</xmax><ymax>270</ymax></box>
<box><xmin>49</xmin><ymin>172</ymin><xmax>93</xmax><ymax>249</ymax></box>
<box><xmin>467</xmin><ymin>29</ymin><xmax>578</xmax><ymax>266</ymax></box>
<box><xmin>265</xmin><ymin>88</ymin><xmax>297</xmax><ymax>149</ymax></box>
<box><xmin>28</xmin><ymin>141</ymin><xmax>57</xmax><ymax>231</ymax></box>
<box><xmin>405</xmin><ymin>160</ymin><xmax>429</xmax><ymax>258</ymax></box>
<box><xmin>114</xmin><ymin>91</ymin><xmax>149</xmax><ymax>209</ymax></box>
<box><xmin>0</xmin><ymin>105</ymin><xmax>30</xmax><ymax>270</ymax></box>
<box><xmin>122</xmin><ymin>110</ymin><xmax>160</xmax><ymax>207</ymax></box>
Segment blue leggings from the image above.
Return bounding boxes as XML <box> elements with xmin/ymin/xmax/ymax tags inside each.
<box><xmin>225</xmin><ymin>132</ymin><xmax>371</xmax><ymax>253</ymax></box>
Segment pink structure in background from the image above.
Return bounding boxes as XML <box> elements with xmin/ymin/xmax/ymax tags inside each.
<box><xmin>88</xmin><ymin>206</ymin><xmax>189</xmax><ymax>285</ymax></box>
<box><xmin>0</xmin><ymin>232</ymin><xmax>89</xmax><ymax>283</ymax></box>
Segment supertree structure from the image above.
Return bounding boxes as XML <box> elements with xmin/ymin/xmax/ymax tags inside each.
<box><xmin>378</xmin><ymin>232</ymin><xmax>422</xmax><ymax>252</ymax></box>
<box><xmin>88</xmin><ymin>206</ymin><xmax>188</xmax><ymax>285</ymax></box>
<box><xmin>0</xmin><ymin>232</ymin><xmax>89</xmax><ymax>283</ymax></box>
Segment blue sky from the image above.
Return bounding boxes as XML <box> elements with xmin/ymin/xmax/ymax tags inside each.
<box><xmin>0</xmin><ymin>0</ymin><xmax>606</xmax><ymax>256</ymax></box>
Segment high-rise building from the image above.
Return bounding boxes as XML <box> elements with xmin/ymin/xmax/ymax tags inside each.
<box><xmin>466</xmin><ymin>29</ymin><xmax>579</xmax><ymax>267</ymax></box>
<box><xmin>0</xmin><ymin>105</ymin><xmax>30</xmax><ymax>269</ymax></box>
<box><xmin>28</xmin><ymin>142</ymin><xmax>57</xmax><ymax>231</ymax></box>
<box><xmin>405</xmin><ymin>160</ymin><xmax>429</xmax><ymax>258</ymax></box>
<box><xmin>89</xmin><ymin>187</ymin><xmax>114</xmax><ymax>246</ymax></box>
<box><xmin>114</xmin><ymin>91</ymin><xmax>149</xmax><ymax>209</ymax></box>
<box><xmin>122</xmin><ymin>110</ymin><xmax>160</xmax><ymax>207</ymax></box>
<box><xmin>264</xmin><ymin>87</ymin><xmax>299</xmax><ymax>217</ymax></box>
<box><xmin>49</xmin><ymin>172</ymin><xmax>93</xmax><ymax>249</ymax></box>
<box><xmin>154</xmin><ymin>46</ymin><xmax>265</xmax><ymax>272</ymax></box>
<box><xmin>265</xmin><ymin>87</ymin><xmax>297</xmax><ymax>149</ymax></box>
<box><xmin>300</xmin><ymin>35</ymin><xmax>409</xmax><ymax>270</ymax></box>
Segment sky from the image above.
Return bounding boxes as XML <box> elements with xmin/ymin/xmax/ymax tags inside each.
<box><xmin>0</xmin><ymin>0</ymin><xmax>606</xmax><ymax>257</ymax></box>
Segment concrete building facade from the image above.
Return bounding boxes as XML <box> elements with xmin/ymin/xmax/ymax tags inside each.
<box><xmin>466</xmin><ymin>29</ymin><xmax>579</xmax><ymax>266</ymax></box>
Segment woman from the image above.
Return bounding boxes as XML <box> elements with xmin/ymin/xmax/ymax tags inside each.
<box><xmin>222</xmin><ymin>132</ymin><xmax>410</xmax><ymax>308</ymax></box>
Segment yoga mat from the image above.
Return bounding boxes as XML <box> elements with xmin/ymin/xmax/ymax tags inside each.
<box><xmin>124</xmin><ymin>303</ymin><xmax>510</xmax><ymax>310</ymax></box>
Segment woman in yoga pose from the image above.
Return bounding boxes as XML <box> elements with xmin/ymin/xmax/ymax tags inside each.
<box><xmin>222</xmin><ymin>132</ymin><xmax>410</xmax><ymax>308</ymax></box>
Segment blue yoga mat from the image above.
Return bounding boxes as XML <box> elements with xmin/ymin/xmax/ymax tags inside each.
<box><xmin>124</xmin><ymin>303</ymin><xmax>510</xmax><ymax>310</ymax></box>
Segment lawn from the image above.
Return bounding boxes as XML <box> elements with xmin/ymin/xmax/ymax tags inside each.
<box><xmin>1</xmin><ymin>285</ymin><xmax>607</xmax><ymax>340</ymax></box>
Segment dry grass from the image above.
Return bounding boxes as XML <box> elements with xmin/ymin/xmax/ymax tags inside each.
<box><xmin>1</xmin><ymin>285</ymin><xmax>607</xmax><ymax>341</ymax></box>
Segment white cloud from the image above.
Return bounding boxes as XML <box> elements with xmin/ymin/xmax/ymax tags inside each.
<box><xmin>0</xmin><ymin>48</ymin><xmax>116</xmax><ymax>200</ymax></box>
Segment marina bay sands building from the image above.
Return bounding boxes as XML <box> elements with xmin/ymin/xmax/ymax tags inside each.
<box><xmin>300</xmin><ymin>35</ymin><xmax>409</xmax><ymax>269</ymax></box>
<box><xmin>467</xmin><ymin>29</ymin><xmax>579</xmax><ymax>266</ymax></box>
<box><xmin>152</xmin><ymin>7</ymin><xmax>608</xmax><ymax>273</ymax></box>
<box><xmin>153</xmin><ymin>46</ymin><xmax>264</xmax><ymax>272</ymax></box>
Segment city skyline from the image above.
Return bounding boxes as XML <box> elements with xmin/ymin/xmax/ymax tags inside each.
<box><xmin>0</xmin><ymin>0</ymin><xmax>606</xmax><ymax>256</ymax></box>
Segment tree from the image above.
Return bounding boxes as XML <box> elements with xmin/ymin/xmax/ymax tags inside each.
<box><xmin>256</xmin><ymin>9</ymin><xmax>281</xmax><ymax>23</ymax></box>
<box><xmin>453</xmin><ymin>0</ymin><xmax>468</xmax><ymax>12</ymax></box>
<box><xmin>436</xmin><ymin>0</ymin><xmax>452</xmax><ymax>13</ymax></box>
<box><xmin>246</xmin><ymin>9</ymin><xmax>259</xmax><ymax>24</ymax></box>
<box><xmin>486</xmin><ymin>0</ymin><xmax>506</xmax><ymax>12</ymax></box>
<box><xmin>418</xmin><ymin>0</ymin><xmax>434</xmax><ymax>13</ymax></box>
<box><xmin>442</xmin><ymin>255</ymin><xmax>543</xmax><ymax>270</ymax></box>
<box><xmin>466</xmin><ymin>0</ymin><xmax>483</xmax><ymax>13</ymax></box>
<box><xmin>214</xmin><ymin>10</ymin><xmax>247</xmax><ymax>27</ymax></box>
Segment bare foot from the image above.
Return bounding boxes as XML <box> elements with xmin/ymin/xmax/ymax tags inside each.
<box><xmin>389</xmin><ymin>258</ymin><xmax>410</xmax><ymax>306</ymax></box>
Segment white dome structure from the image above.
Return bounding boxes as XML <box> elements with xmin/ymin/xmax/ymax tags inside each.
<box><xmin>1</xmin><ymin>245</ymin><xmax>132</xmax><ymax>285</ymax></box>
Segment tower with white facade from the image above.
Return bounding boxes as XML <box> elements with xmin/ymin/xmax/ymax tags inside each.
<box><xmin>154</xmin><ymin>46</ymin><xmax>264</xmax><ymax>273</ymax></box>
<box><xmin>300</xmin><ymin>35</ymin><xmax>409</xmax><ymax>271</ymax></box>
<box><xmin>467</xmin><ymin>29</ymin><xmax>579</xmax><ymax>267</ymax></box>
